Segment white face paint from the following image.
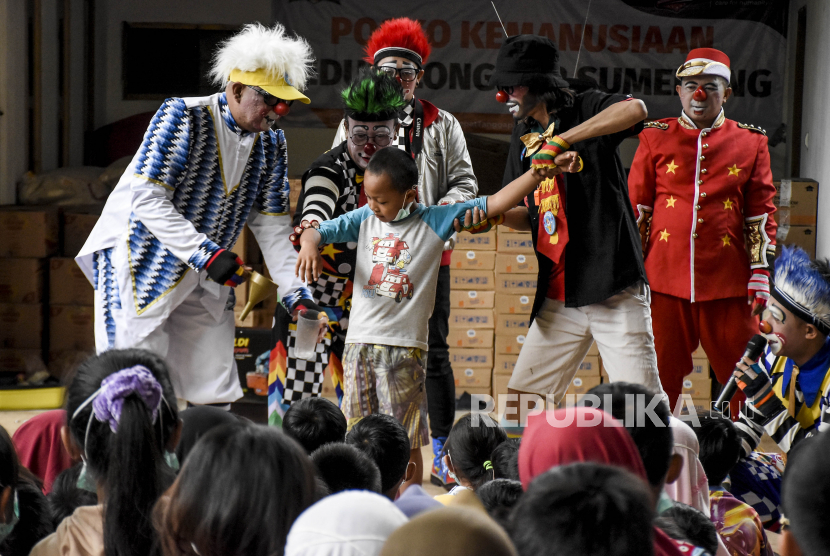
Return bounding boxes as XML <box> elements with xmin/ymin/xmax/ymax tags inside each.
<box><xmin>762</xmin><ymin>305</ymin><xmax>789</xmax><ymax>355</ymax></box>
<box><xmin>376</xmin><ymin>55</ymin><xmax>423</xmax><ymax>101</ymax></box>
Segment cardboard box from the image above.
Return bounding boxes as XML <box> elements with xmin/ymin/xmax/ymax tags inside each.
<box><xmin>0</xmin><ymin>207</ymin><xmax>60</xmax><ymax>258</ymax></box>
<box><xmin>587</xmin><ymin>342</ymin><xmax>599</xmax><ymax>356</ymax></box>
<box><xmin>494</xmin><ymin>293</ymin><xmax>533</xmax><ymax>314</ymax></box>
<box><xmin>500</xmin><ymin>226</ymin><xmax>531</xmax><ymax>234</ymax></box>
<box><xmin>234</xmin><ymin>328</ymin><xmax>273</xmax><ymax>397</ymax></box>
<box><xmin>773</xmin><ymin>179</ymin><xmax>818</xmax><ymax>225</ymax></box>
<box><xmin>63</xmin><ymin>209</ymin><xmax>100</xmax><ymax>257</ymax></box>
<box><xmin>690</xmin><ymin>357</ymin><xmax>709</xmax><ymax>380</ymax></box>
<box><xmin>446</xmin><ymin>328</ymin><xmax>494</xmax><ymax>348</ymax></box>
<box><xmin>495</xmin><ymin>273</ymin><xmax>538</xmax><ymax>294</ymax></box>
<box><xmin>450</xmin><ymin>290</ymin><xmax>495</xmax><ymax>309</ymax></box>
<box><xmin>496</xmin><ymin>314</ymin><xmax>531</xmax><ymax>334</ymax></box>
<box><xmin>455</xmin><ymin>229</ymin><xmax>497</xmax><ymax>250</ymax></box>
<box><xmin>497</xmin><ymin>232</ymin><xmax>535</xmax><ymax>253</ymax></box>
<box><xmin>563</xmin><ymin>376</ymin><xmax>603</xmax><ymax>402</ymax></box>
<box><xmin>449</xmin><ymin>348</ymin><xmax>493</xmax><ymax>368</ymax></box>
<box><xmin>450</xmin><ymin>269</ymin><xmax>495</xmax><ymax>290</ymax></box>
<box><xmin>682</xmin><ymin>378</ymin><xmax>711</xmax><ymax>399</ymax></box>
<box><xmin>494</xmin><ymin>353</ymin><xmax>518</xmax><ymax>375</ymax></box>
<box><xmin>576</xmin><ymin>355</ymin><xmax>601</xmax><ymax>377</ymax></box>
<box><xmin>691</xmin><ymin>343</ymin><xmax>707</xmax><ymax>358</ymax></box>
<box><xmin>450</xmin><ymin>250</ymin><xmax>496</xmax><ymax>270</ymax></box>
<box><xmin>50</xmin><ymin>258</ymin><xmax>94</xmax><ymax>305</ymax></box>
<box><xmin>449</xmin><ymin>309</ymin><xmax>495</xmax><ymax>329</ymax></box>
<box><xmin>0</xmin><ymin>304</ymin><xmax>43</xmax><ymax>349</ymax></box>
<box><xmin>495</xmin><ymin>331</ymin><xmax>526</xmax><ymax>354</ymax></box>
<box><xmin>493</xmin><ymin>372</ymin><xmax>511</xmax><ymax>397</ymax></box>
<box><xmin>50</xmin><ymin>305</ymin><xmax>94</xmax><ymax>351</ymax></box>
<box><xmin>0</xmin><ymin>258</ymin><xmax>44</xmax><ymax>303</ymax></box>
<box><xmin>453</xmin><ymin>365</ymin><xmax>492</xmax><ymax>388</ymax></box>
<box><xmin>778</xmin><ymin>225</ymin><xmax>816</xmax><ymax>259</ymax></box>
<box><xmin>496</xmin><ymin>253</ymin><xmax>539</xmax><ymax>274</ymax></box>
<box><xmin>234</xmin><ymin>308</ymin><xmax>272</xmax><ymax>328</ymax></box>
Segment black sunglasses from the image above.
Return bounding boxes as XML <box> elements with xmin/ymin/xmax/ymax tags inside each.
<box><xmin>247</xmin><ymin>85</ymin><xmax>294</xmax><ymax>108</ymax></box>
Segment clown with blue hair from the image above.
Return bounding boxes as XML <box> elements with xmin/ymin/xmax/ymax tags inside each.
<box><xmin>76</xmin><ymin>23</ymin><xmax>323</xmax><ymax>406</ymax></box>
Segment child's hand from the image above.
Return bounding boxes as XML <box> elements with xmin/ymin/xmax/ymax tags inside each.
<box><xmin>295</xmin><ymin>232</ymin><xmax>323</xmax><ymax>284</ymax></box>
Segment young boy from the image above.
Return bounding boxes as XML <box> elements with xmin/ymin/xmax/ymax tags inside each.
<box><xmin>296</xmin><ymin>146</ymin><xmax>575</xmax><ymax>481</ymax></box>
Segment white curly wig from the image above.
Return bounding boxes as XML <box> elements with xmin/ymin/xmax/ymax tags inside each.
<box><xmin>210</xmin><ymin>22</ymin><xmax>314</xmax><ymax>91</ymax></box>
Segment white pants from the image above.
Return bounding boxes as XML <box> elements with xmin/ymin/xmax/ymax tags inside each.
<box><xmin>508</xmin><ymin>281</ymin><xmax>664</xmax><ymax>403</ymax></box>
<box><xmin>121</xmin><ymin>288</ymin><xmax>242</xmax><ymax>405</ymax></box>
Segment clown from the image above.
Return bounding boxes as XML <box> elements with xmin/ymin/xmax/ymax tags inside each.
<box><xmin>268</xmin><ymin>69</ymin><xmax>406</xmax><ymax>425</ymax></box>
<box><xmin>628</xmin><ymin>48</ymin><xmax>777</xmax><ymax>408</ymax></box>
<box><xmin>331</xmin><ymin>18</ymin><xmax>478</xmax><ymax>488</ymax></box>
<box><xmin>734</xmin><ymin>246</ymin><xmax>830</xmax><ymax>455</ymax></box>
<box><xmin>76</xmin><ymin>23</ymin><xmax>317</xmax><ymax>406</ymax></box>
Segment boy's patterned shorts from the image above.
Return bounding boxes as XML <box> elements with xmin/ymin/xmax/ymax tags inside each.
<box><xmin>342</xmin><ymin>343</ymin><xmax>430</xmax><ymax>449</ymax></box>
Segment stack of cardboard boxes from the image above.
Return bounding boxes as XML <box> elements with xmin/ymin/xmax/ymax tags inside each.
<box><xmin>680</xmin><ymin>344</ymin><xmax>712</xmax><ymax>413</ymax></box>
<box><xmin>448</xmin><ymin>228</ymin><xmax>497</xmax><ymax>400</ymax></box>
<box><xmin>774</xmin><ymin>179</ymin><xmax>819</xmax><ymax>258</ymax></box>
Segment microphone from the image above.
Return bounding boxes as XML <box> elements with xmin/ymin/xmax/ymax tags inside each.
<box><xmin>714</xmin><ymin>334</ymin><xmax>768</xmax><ymax>414</ymax></box>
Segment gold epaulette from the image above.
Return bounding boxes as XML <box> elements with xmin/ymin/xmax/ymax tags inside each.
<box><xmin>644</xmin><ymin>121</ymin><xmax>669</xmax><ymax>130</ymax></box>
<box><xmin>737</xmin><ymin>122</ymin><xmax>766</xmax><ymax>135</ymax></box>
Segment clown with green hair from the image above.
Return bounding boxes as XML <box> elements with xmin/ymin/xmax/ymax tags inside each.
<box><xmin>268</xmin><ymin>68</ymin><xmax>405</xmax><ymax>426</ymax></box>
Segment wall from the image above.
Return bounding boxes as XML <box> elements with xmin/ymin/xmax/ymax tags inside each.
<box><xmin>94</xmin><ymin>0</ymin><xmax>271</xmax><ymax>128</ymax></box>
<box><xmin>789</xmin><ymin>0</ymin><xmax>830</xmax><ymax>258</ymax></box>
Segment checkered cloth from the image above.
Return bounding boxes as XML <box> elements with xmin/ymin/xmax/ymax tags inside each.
<box><xmin>282</xmin><ymin>324</ymin><xmax>333</xmax><ymax>403</ymax></box>
<box><xmin>310</xmin><ymin>271</ymin><xmax>350</xmax><ymax>307</ymax></box>
<box><xmin>395</xmin><ymin>100</ymin><xmax>415</xmax><ymax>151</ymax></box>
<box><xmin>729</xmin><ymin>452</ymin><xmax>784</xmax><ymax>531</ymax></box>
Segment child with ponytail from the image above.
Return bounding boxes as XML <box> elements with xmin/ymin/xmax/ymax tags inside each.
<box><xmin>32</xmin><ymin>349</ymin><xmax>181</xmax><ymax>556</ymax></box>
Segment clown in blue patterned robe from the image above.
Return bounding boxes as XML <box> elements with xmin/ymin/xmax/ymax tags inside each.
<box><xmin>76</xmin><ymin>92</ymin><xmax>311</xmax><ymax>404</ymax></box>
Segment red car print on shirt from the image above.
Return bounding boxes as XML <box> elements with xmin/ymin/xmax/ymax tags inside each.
<box><xmin>376</xmin><ymin>268</ymin><xmax>414</xmax><ymax>303</ymax></box>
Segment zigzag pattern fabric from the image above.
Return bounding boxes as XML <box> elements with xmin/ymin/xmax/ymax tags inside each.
<box><xmin>128</xmin><ymin>93</ymin><xmax>291</xmax><ymax>314</ymax></box>
<box><xmin>93</xmin><ymin>247</ymin><xmax>121</xmax><ymax>348</ymax></box>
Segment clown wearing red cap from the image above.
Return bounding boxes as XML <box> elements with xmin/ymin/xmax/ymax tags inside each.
<box><xmin>628</xmin><ymin>48</ymin><xmax>777</xmax><ymax>408</ymax></box>
<box><xmin>76</xmin><ymin>23</ymin><xmax>319</xmax><ymax>406</ymax></box>
<box><xmin>332</xmin><ymin>18</ymin><xmax>478</xmax><ymax>488</ymax></box>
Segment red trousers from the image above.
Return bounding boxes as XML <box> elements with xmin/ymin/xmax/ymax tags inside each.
<box><xmin>651</xmin><ymin>292</ymin><xmax>757</xmax><ymax>411</ymax></box>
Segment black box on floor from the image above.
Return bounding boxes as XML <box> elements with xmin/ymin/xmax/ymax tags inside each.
<box><xmin>234</xmin><ymin>328</ymin><xmax>271</xmax><ymax>402</ymax></box>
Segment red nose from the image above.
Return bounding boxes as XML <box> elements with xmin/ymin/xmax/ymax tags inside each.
<box><xmin>693</xmin><ymin>87</ymin><xmax>707</xmax><ymax>101</ymax></box>
<box><xmin>759</xmin><ymin>320</ymin><xmax>773</xmax><ymax>334</ymax></box>
<box><xmin>495</xmin><ymin>90</ymin><xmax>509</xmax><ymax>103</ymax></box>
<box><xmin>274</xmin><ymin>102</ymin><xmax>290</xmax><ymax>117</ymax></box>
<box><xmin>363</xmin><ymin>142</ymin><xmax>377</xmax><ymax>156</ymax></box>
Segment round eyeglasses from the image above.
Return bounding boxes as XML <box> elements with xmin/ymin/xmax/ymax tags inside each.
<box><xmin>349</xmin><ymin>131</ymin><xmax>393</xmax><ymax>147</ymax></box>
<box><xmin>378</xmin><ymin>66</ymin><xmax>419</xmax><ymax>82</ymax></box>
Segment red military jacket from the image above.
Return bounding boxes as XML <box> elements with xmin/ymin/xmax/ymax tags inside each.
<box><xmin>628</xmin><ymin>110</ymin><xmax>777</xmax><ymax>302</ymax></box>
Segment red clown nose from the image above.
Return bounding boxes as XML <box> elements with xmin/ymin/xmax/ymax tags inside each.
<box><xmin>274</xmin><ymin>102</ymin><xmax>291</xmax><ymax>117</ymax></box>
<box><xmin>693</xmin><ymin>87</ymin><xmax>707</xmax><ymax>101</ymax></box>
<box><xmin>759</xmin><ymin>320</ymin><xmax>772</xmax><ymax>334</ymax></box>
<box><xmin>495</xmin><ymin>90</ymin><xmax>509</xmax><ymax>103</ymax></box>
<box><xmin>363</xmin><ymin>142</ymin><xmax>377</xmax><ymax>156</ymax></box>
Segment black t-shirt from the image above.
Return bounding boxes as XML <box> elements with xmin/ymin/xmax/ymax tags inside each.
<box><xmin>503</xmin><ymin>90</ymin><xmax>646</xmax><ymax>315</ymax></box>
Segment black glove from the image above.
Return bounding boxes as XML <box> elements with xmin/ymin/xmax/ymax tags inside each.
<box><xmin>205</xmin><ymin>250</ymin><xmax>245</xmax><ymax>286</ymax></box>
<box><xmin>290</xmin><ymin>297</ymin><xmax>325</xmax><ymax>317</ymax></box>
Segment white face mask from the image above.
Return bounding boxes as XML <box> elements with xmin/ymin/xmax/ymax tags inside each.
<box><xmin>393</xmin><ymin>191</ymin><xmax>416</xmax><ymax>222</ymax></box>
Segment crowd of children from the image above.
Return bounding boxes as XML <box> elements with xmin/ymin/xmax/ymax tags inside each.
<box><xmin>0</xmin><ymin>346</ymin><xmax>828</xmax><ymax>556</ymax></box>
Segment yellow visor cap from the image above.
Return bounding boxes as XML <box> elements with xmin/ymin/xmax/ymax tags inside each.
<box><xmin>229</xmin><ymin>68</ymin><xmax>310</xmax><ymax>104</ymax></box>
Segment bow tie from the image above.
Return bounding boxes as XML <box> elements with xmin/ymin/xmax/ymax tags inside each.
<box><xmin>520</xmin><ymin>122</ymin><xmax>557</xmax><ymax>158</ymax></box>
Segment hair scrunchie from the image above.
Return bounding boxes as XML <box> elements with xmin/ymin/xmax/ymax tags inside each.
<box><xmin>92</xmin><ymin>365</ymin><xmax>163</xmax><ymax>433</ymax></box>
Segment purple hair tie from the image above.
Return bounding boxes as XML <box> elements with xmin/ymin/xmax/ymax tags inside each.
<box><xmin>91</xmin><ymin>365</ymin><xmax>163</xmax><ymax>433</ymax></box>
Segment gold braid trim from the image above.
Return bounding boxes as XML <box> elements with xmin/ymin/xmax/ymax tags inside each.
<box><xmin>745</xmin><ymin>214</ymin><xmax>772</xmax><ymax>268</ymax></box>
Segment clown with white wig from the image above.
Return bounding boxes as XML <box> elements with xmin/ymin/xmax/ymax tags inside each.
<box><xmin>77</xmin><ymin>23</ymin><xmax>322</xmax><ymax>406</ymax></box>
<box><xmin>734</xmin><ymin>245</ymin><xmax>830</xmax><ymax>456</ymax></box>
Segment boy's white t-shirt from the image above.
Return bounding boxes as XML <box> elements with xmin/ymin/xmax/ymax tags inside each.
<box><xmin>316</xmin><ymin>198</ymin><xmax>488</xmax><ymax>350</ymax></box>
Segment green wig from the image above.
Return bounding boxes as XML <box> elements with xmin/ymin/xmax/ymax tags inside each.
<box><xmin>341</xmin><ymin>68</ymin><xmax>406</xmax><ymax>122</ymax></box>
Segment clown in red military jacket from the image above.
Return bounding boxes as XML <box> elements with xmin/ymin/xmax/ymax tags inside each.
<box><xmin>628</xmin><ymin>109</ymin><xmax>777</xmax><ymax>303</ymax></box>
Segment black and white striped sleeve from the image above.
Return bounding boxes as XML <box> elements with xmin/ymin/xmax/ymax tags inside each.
<box><xmin>301</xmin><ymin>171</ymin><xmax>340</xmax><ymax>225</ymax></box>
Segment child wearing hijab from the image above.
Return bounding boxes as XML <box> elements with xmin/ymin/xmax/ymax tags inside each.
<box><xmin>12</xmin><ymin>410</ymin><xmax>73</xmax><ymax>495</ymax></box>
<box><xmin>286</xmin><ymin>491</ymin><xmax>407</xmax><ymax>556</ymax></box>
<box><xmin>518</xmin><ymin>407</ymin><xmax>713</xmax><ymax>556</ymax></box>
